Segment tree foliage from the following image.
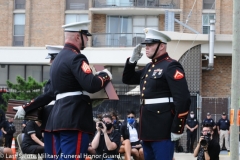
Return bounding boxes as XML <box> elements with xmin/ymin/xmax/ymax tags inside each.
<box><xmin>0</xmin><ymin>76</ymin><xmax>47</xmax><ymax>110</ymax></box>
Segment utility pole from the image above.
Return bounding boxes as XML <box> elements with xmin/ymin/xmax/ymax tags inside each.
<box><xmin>230</xmin><ymin>0</ymin><xmax>240</xmax><ymax>159</ymax></box>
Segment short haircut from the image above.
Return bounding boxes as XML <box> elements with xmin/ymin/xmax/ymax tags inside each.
<box><xmin>202</xmin><ymin>124</ymin><xmax>213</xmax><ymax>131</ymax></box>
<box><xmin>102</xmin><ymin>114</ymin><xmax>112</xmax><ymax>121</ymax></box>
<box><xmin>127</xmin><ymin>109</ymin><xmax>135</xmax><ymax>116</ymax></box>
<box><xmin>111</xmin><ymin>112</ymin><xmax>118</xmax><ymax>120</ymax></box>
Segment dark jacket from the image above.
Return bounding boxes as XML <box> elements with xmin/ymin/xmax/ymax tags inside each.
<box><xmin>23</xmin><ymin>80</ymin><xmax>54</xmax><ymax>113</ymax></box>
<box><xmin>3</xmin><ymin>121</ymin><xmax>16</xmax><ymax>135</ymax></box>
<box><xmin>122</xmin><ymin>53</ymin><xmax>191</xmax><ymax>141</ymax></box>
<box><xmin>120</xmin><ymin>121</ymin><xmax>139</xmax><ymax>140</ymax></box>
<box><xmin>0</xmin><ymin>109</ymin><xmax>5</xmax><ymax>129</ymax></box>
<box><xmin>45</xmin><ymin>43</ymin><xmax>110</xmax><ymax>133</ymax></box>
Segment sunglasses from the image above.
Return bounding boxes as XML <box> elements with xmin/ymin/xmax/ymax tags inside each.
<box><xmin>128</xmin><ymin>117</ymin><xmax>135</xmax><ymax>119</ymax></box>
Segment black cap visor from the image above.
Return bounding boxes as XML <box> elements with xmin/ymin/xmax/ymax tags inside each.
<box><xmin>80</xmin><ymin>30</ymin><xmax>92</xmax><ymax>36</ymax></box>
<box><xmin>45</xmin><ymin>53</ymin><xmax>58</xmax><ymax>59</ymax></box>
<box><xmin>141</xmin><ymin>39</ymin><xmax>165</xmax><ymax>44</ymax></box>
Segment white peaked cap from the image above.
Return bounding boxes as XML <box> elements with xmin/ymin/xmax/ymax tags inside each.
<box><xmin>45</xmin><ymin>45</ymin><xmax>63</xmax><ymax>59</ymax></box>
<box><xmin>62</xmin><ymin>20</ymin><xmax>91</xmax><ymax>35</ymax></box>
<box><xmin>142</xmin><ymin>28</ymin><xmax>171</xmax><ymax>44</ymax></box>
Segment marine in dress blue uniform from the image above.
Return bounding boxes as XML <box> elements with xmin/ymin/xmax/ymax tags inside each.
<box><xmin>185</xmin><ymin>111</ymin><xmax>198</xmax><ymax>153</ymax></box>
<box><xmin>14</xmin><ymin>45</ymin><xmax>63</xmax><ymax>159</ymax></box>
<box><xmin>45</xmin><ymin>21</ymin><xmax>112</xmax><ymax>160</ymax></box>
<box><xmin>122</xmin><ymin>28</ymin><xmax>191</xmax><ymax>160</ymax></box>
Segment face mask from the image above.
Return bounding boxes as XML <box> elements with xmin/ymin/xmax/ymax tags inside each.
<box><xmin>105</xmin><ymin>123</ymin><xmax>113</xmax><ymax>130</ymax></box>
<box><xmin>190</xmin><ymin>114</ymin><xmax>194</xmax><ymax>118</ymax></box>
<box><xmin>127</xmin><ymin>118</ymin><xmax>135</xmax><ymax>124</ymax></box>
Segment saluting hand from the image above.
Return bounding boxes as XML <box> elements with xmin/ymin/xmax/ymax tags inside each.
<box><xmin>129</xmin><ymin>44</ymin><xmax>143</xmax><ymax>63</ymax></box>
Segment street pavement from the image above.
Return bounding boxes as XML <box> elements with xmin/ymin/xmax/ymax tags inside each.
<box><xmin>174</xmin><ymin>151</ymin><xmax>239</xmax><ymax>160</ymax></box>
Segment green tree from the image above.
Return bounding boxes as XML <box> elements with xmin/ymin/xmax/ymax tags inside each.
<box><xmin>0</xmin><ymin>76</ymin><xmax>47</xmax><ymax>110</ymax></box>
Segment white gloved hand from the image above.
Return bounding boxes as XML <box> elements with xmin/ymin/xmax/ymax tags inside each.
<box><xmin>99</xmin><ymin>69</ymin><xmax>112</xmax><ymax>80</ymax></box>
<box><xmin>129</xmin><ymin>44</ymin><xmax>143</xmax><ymax>63</ymax></box>
<box><xmin>171</xmin><ymin>132</ymin><xmax>183</xmax><ymax>141</ymax></box>
<box><xmin>13</xmin><ymin>106</ymin><xmax>26</xmax><ymax>119</ymax></box>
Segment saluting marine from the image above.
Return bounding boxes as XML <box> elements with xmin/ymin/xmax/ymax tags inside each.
<box><xmin>122</xmin><ymin>28</ymin><xmax>191</xmax><ymax>160</ymax></box>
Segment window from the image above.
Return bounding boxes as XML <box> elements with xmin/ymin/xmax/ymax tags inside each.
<box><xmin>106</xmin><ymin>16</ymin><xmax>132</xmax><ymax>46</ymax></box>
<box><xmin>133</xmin><ymin>16</ymin><xmax>158</xmax><ymax>33</ymax></box>
<box><xmin>203</xmin><ymin>0</ymin><xmax>215</xmax><ymax>9</ymax></box>
<box><xmin>66</xmin><ymin>0</ymin><xmax>89</xmax><ymax>10</ymax></box>
<box><xmin>65</xmin><ymin>14</ymin><xmax>88</xmax><ymax>24</ymax></box>
<box><xmin>15</xmin><ymin>0</ymin><xmax>25</xmax><ymax>9</ymax></box>
<box><xmin>9</xmin><ymin>65</ymin><xmax>25</xmax><ymax>83</ymax></box>
<box><xmin>111</xmin><ymin>66</ymin><xmax>124</xmax><ymax>84</ymax></box>
<box><xmin>43</xmin><ymin>66</ymin><xmax>50</xmax><ymax>81</ymax></box>
<box><xmin>13</xmin><ymin>14</ymin><xmax>25</xmax><ymax>46</ymax></box>
<box><xmin>202</xmin><ymin>14</ymin><xmax>215</xmax><ymax>34</ymax></box>
<box><xmin>105</xmin><ymin>15</ymin><xmax>158</xmax><ymax>46</ymax></box>
<box><xmin>26</xmin><ymin>66</ymin><xmax>42</xmax><ymax>82</ymax></box>
<box><xmin>0</xmin><ymin>65</ymin><xmax>8</xmax><ymax>86</ymax></box>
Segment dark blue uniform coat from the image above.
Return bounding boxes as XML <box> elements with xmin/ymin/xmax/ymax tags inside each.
<box><xmin>122</xmin><ymin>53</ymin><xmax>191</xmax><ymax>141</ymax></box>
<box><xmin>45</xmin><ymin>43</ymin><xmax>110</xmax><ymax>134</ymax></box>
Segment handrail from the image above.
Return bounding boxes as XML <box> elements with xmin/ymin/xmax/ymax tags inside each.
<box><xmin>92</xmin><ymin>0</ymin><xmax>180</xmax><ymax>9</ymax></box>
<box><xmin>92</xmin><ymin>33</ymin><xmax>145</xmax><ymax>47</ymax></box>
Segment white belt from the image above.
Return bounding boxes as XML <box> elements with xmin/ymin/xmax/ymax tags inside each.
<box><xmin>48</xmin><ymin>100</ymin><xmax>55</xmax><ymax>105</ymax></box>
<box><xmin>142</xmin><ymin>97</ymin><xmax>173</xmax><ymax>104</ymax></box>
<box><xmin>56</xmin><ymin>91</ymin><xmax>87</xmax><ymax>100</ymax></box>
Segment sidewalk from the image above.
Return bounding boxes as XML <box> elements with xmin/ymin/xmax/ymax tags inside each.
<box><xmin>174</xmin><ymin>151</ymin><xmax>239</xmax><ymax>160</ymax></box>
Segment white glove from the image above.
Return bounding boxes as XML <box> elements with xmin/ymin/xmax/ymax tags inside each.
<box><xmin>99</xmin><ymin>69</ymin><xmax>112</xmax><ymax>80</ymax></box>
<box><xmin>171</xmin><ymin>132</ymin><xmax>183</xmax><ymax>141</ymax></box>
<box><xmin>13</xmin><ymin>106</ymin><xmax>26</xmax><ymax>119</ymax></box>
<box><xmin>129</xmin><ymin>44</ymin><xmax>143</xmax><ymax>63</ymax></box>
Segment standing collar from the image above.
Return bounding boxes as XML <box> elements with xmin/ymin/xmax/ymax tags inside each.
<box><xmin>152</xmin><ymin>52</ymin><xmax>170</xmax><ymax>63</ymax></box>
<box><xmin>64</xmin><ymin>43</ymin><xmax>80</xmax><ymax>54</ymax></box>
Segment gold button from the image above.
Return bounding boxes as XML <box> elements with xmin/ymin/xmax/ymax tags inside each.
<box><xmin>144</xmin><ymin>81</ymin><xmax>146</xmax><ymax>84</ymax></box>
<box><xmin>152</xmin><ymin>64</ymin><xmax>155</xmax><ymax>67</ymax></box>
<box><xmin>154</xmin><ymin>77</ymin><xmax>156</xmax><ymax>79</ymax></box>
<box><xmin>157</xmin><ymin>111</ymin><xmax>160</xmax><ymax>113</ymax></box>
<box><xmin>142</xmin><ymin>94</ymin><xmax>144</xmax><ymax>96</ymax></box>
<box><xmin>143</xmin><ymin>87</ymin><xmax>145</xmax><ymax>90</ymax></box>
<box><xmin>148</xmin><ymin>69</ymin><xmax>151</xmax><ymax>72</ymax></box>
<box><xmin>146</xmin><ymin>74</ymin><xmax>148</xmax><ymax>77</ymax></box>
<box><xmin>180</xmin><ymin>119</ymin><xmax>182</xmax><ymax>121</ymax></box>
<box><xmin>155</xmin><ymin>59</ymin><xmax>157</xmax><ymax>62</ymax></box>
<box><xmin>178</xmin><ymin>131</ymin><xmax>180</xmax><ymax>133</ymax></box>
<box><xmin>179</xmin><ymin>125</ymin><xmax>181</xmax><ymax>127</ymax></box>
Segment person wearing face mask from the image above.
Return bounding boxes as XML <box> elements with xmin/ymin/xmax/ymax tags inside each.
<box><xmin>119</xmin><ymin>110</ymin><xmax>144</xmax><ymax>160</ymax></box>
<box><xmin>185</xmin><ymin>111</ymin><xmax>199</xmax><ymax>153</ymax></box>
<box><xmin>111</xmin><ymin>112</ymin><xmax>122</xmax><ymax>133</ymax></box>
<box><xmin>122</xmin><ymin>28</ymin><xmax>191</xmax><ymax>160</ymax></box>
<box><xmin>91</xmin><ymin>114</ymin><xmax>121</xmax><ymax>160</ymax></box>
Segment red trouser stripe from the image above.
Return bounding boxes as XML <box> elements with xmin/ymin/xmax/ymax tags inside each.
<box><xmin>52</xmin><ymin>135</ymin><xmax>56</xmax><ymax>157</ymax></box>
<box><xmin>75</xmin><ymin>131</ymin><xmax>82</xmax><ymax>160</ymax></box>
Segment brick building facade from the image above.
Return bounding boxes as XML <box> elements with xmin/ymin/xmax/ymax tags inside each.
<box><xmin>0</xmin><ymin>0</ymin><xmax>235</xmax><ymax>152</ymax></box>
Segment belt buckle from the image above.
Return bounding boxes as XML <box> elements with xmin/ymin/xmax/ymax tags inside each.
<box><xmin>140</xmin><ymin>99</ymin><xmax>145</xmax><ymax>105</ymax></box>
